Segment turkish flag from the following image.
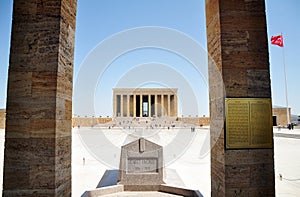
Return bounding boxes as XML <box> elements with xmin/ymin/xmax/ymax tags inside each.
<box><xmin>271</xmin><ymin>35</ymin><xmax>284</xmax><ymax>47</ymax></box>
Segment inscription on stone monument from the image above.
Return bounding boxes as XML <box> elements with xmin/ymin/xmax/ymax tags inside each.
<box><xmin>127</xmin><ymin>158</ymin><xmax>158</xmax><ymax>173</ymax></box>
<box><xmin>225</xmin><ymin>98</ymin><xmax>273</xmax><ymax>149</ymax></box>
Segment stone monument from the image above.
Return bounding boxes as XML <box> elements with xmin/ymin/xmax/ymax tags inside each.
<box><xmin>84</xmin><ymin>138</ymin><xmax>202</xmax><ymax>196</ymax></box>
<box><xmin>118</xmin><ymin>138</ymin><xmax>164</xmax><ymax>190</ymax></box>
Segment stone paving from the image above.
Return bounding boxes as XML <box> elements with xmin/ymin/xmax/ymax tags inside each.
<box><xmin>0</xmin><ymin>128</ymin><xmax>299</xmax><ymax>196</ymax></box>
<box><xmin>101</xmin><ymin>191</ymin><xmax>183</xmax><ymax>197</ymax></box>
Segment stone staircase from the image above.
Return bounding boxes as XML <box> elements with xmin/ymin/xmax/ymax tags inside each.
<box><xmin>95</xmin><ymin>117</ymin><xmax>198</xmax><ymax>129</ymax></box>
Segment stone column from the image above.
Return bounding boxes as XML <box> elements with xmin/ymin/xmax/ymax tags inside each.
<box><xmin>174</xmin><ymin>94</ymin><xmax>178</xmax><ymax>117</ymax></box>
<box><xmin>3</xmin><ymin>0</ymin><xmax>77</xmax><ymax>196</ymax></box>
<box><xmin>170</xmin><ymin>94</ymin><xmax>174</xmax><ymax>117</ymax></box>
<box><xmin>113</xmin><ymin>93</ymin><xmax>116</xmax><ymax>117</ymax></box>
<box><xmin>140</xmin><ymin>94</ymin><xmax>143</xmax><ymax>117</ymax></box>
<box><xmin>148</xmin><ymin>94</ymin><xmax>151</xmax><ymax>117</ymax></box>
<box><xmin>206</xmin><ymin>0</ymin><xmax>274</xmax><ymax>196</ymax></box>
<box><xmin>120</xmin><ymin>94</ymin><xmax>123</xmax><ymax>117</ymax></box>
<box><xmin>127</xmin><ymin>95</ymin><xmax>130</xmax><ymax>117</ymax></box>
<box><xmin>161</xmin><ymin>94</ymin><xmax>164</xmax><ymax>117</ymax></box>
<box><xmin>168</xmin><ymin>94</ymin><xmax>171</xmax><ymax>117</ymax></box>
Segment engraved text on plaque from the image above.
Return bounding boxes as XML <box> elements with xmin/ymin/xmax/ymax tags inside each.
<box><xmin>225</xmin><ymin>98</ymin><xmax>273</xmax><ymax>149</ymax></box>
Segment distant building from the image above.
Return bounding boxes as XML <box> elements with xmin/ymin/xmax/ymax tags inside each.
<box><xmin>113</xmin><ymin>88</ymin><xmax>178</xmax><ymax>118</ymax></box>
<box><xmin>291</xmin><ymin>114</ymin><xmax>300</xmax><ymax>126</ymax></box>
<box><xmin>0</xmin><ymin>109</ymin><xmax>5</xmax><ymax>129</ymax></box>
<box><xmin>272</xmin><ymin>105</ymin><xmax>291</xmax><ymax>127</ymax></box>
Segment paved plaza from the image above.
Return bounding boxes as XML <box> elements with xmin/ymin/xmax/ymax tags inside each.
<box><xmin>0</xmin><ymin>127</ymin><xmax>299</xmax><ymax>196</ymax></box>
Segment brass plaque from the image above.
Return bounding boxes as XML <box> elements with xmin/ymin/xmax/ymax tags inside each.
<box><xmin>225</xmin><ymin>98</ymin><xmax>273</xmax><ymax>149</ymax></box>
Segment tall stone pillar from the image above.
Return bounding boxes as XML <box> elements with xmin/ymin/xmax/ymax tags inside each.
<box><xmin>127</xmin><ymin>95</ymin><xmax>130</xmax><ymax>117</ymax></box>
<box><xmin>161</xmin><ymin>95</ymin><xmax>164</xmax><ymax>117</ymax></box>
<box><xmin>174</xmin><ymin>94</ymin><xmax>178</xmax><ymax>117</ymax></box>
<box><xmin>167</xmin><ymin>94</ymin><xmax>171</xmax><ymax>117</ymax></box>
<box><xmin>3</xmin><ymin>0</ymin><xmax>77</xmax><ymax>196</ymax></box>
<box><xmin>113</xmin><ymin>93</ymin><xmax>116</xmax><ymax>117</ymax></box>
<box><xmin>206</xmin><ymin>0</ymin><xmax>274</xmax><ymax>196</ymax></box>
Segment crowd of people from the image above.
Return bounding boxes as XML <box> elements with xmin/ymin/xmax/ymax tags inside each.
<box><xmin>92</xmin><ymin>117</ymin><xmax>200</xmax><ymax>132</ymax></box>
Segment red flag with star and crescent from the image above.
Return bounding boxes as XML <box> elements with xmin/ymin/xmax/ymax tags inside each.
<box><xmin>271</xmin><ymin>35</ymin><xmax>284</xmax><ymax>47</ymax></box>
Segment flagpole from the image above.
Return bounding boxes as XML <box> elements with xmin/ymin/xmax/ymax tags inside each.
<box><xmin>281</xmin><ymin>32</ymin><xmax>290</xmax><ymax>125</ymax></box>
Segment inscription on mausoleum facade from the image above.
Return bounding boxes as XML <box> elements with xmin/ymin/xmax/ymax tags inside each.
<box><xmin>225</xmin><ymin>98</ymin><xmax>273</xmax><ymax>149</ymax></box>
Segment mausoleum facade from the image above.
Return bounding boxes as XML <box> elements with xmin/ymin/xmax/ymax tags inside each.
<box><xmin>113</xmin><ymin>88</ymin><xmax>178</xmax><ymax>118</ymax></box>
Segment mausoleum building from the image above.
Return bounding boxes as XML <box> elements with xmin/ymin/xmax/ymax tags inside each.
<box><xmin>113</xmin><ymin>88</ymin><xmax>178</xmax><ymax>118</ymax></box>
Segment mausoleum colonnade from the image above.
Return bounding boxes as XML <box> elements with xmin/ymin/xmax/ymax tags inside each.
<box><xmin>113</xmin><ymin>88</ymin><xmax>178</xmax><ymax>118</ymax></box>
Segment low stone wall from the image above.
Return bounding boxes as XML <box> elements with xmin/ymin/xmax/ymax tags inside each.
<box><xmin>72</xmin><ymin>117</ymin><xmax>210</xmax><ymax>127</ymax></box>
<box><xmin>0</xmin><ymin>109</ymin><xmax>5</xmax><ymax>129</ymax></box>
<box><xmin>0</xmin><ymin>113</ymin><xmax>111</xmax><ymax>129</ymax></box>
<box><xmin>1</xmin><ymin>115</ymin><xmax>210</xmax><ymax>129</ymax></box>
<box><xmin>177</xmin><ymin>117</ymin><xmax>210</xmax><ymax>126</ymax></box>
<box><xmin>72</xmin><ymin>117</ymin><xmax>112</xmax><ymax>127</ymax></box>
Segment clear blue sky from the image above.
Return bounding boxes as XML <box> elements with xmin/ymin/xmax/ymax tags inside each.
<box><xmin>0</xmin><ymin>0</ymin><xmax>299</xmax><ymax>116</ymax></box>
